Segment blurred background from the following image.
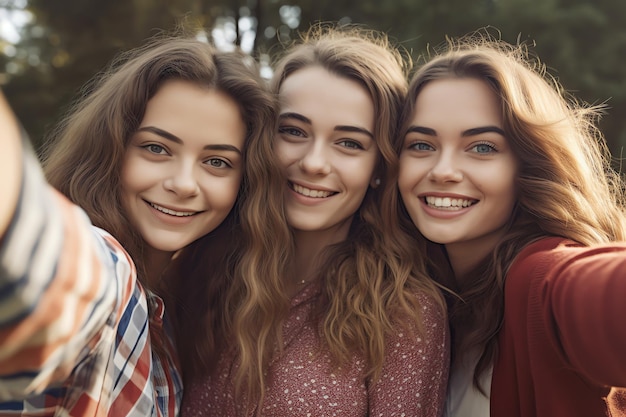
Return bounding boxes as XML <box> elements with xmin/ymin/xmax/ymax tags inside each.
<box><xmin>1</xmin><ymin>0</ymin><xmax>625</xmax><ymax>162</ymax></box>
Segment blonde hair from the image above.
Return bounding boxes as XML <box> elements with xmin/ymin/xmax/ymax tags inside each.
<box><xmin>229</xmin><ymin>24</ymin><xmax>446</xmax><ymax>410</ymax></box>
<box><xmin>395</xmin><ymin>31</ymin><xmax>626</xmax><ymax>389</ymax></box>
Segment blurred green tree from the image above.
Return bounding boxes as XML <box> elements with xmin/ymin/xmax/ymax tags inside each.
<box><xmin>1</xmin><ymin>0</ymin><xmax>625</xmax><ymax>160</ymax></box>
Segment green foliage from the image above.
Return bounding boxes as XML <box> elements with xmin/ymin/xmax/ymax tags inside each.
<box><xmin>486</xmin><ymin>0</ymin><xmax>626</xmax><ymax>165</ymax></box>
<box><xmin>2</xmin><ymin>0</ymin><xmax>208</xmax><ymax>146</ymax></box>
<box><xmin>2</xmin><ymin>0</ymin><xmax>625</xmax><ymax>159</ymax></box>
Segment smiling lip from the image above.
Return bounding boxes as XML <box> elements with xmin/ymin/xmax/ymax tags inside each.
<box><xmin>145</xmin><ymin>200</ymin><xmax>201</xmax><ymax>217</ymax></box>
<box><xmin>289</xmin><ymin>182</ymin><xmax>337</xmax><ymax>199</ymax></box>
<box><xmin>423</xmin><ymin>195</ymin><xmax>477</xmax><ymax>210</ymax></box>
<box><xmin>418</xmin><ymin>193</ymin><xmax>478</xmax><ymax>218</ymax></box>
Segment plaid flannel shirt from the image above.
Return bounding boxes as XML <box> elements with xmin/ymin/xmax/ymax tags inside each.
<box><xmin>0</xmin><ymin>147</ymin><xmax>182</xmax><ymax>416</ymax></box>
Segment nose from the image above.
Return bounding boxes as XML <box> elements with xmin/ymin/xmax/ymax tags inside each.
<box><xmin>163</xmin><ymin>162</ymin><xmax>200</xmax><ymax>198</ymax></box>
<box><xmin>298</xmin><ymin>140</ymin><xmax>331</xmax><ymax>175</ymax></box>
<box><xmin>427</xmin><ymin>151</ymin><xmax>463</xmax><ymax>183</ymax></box>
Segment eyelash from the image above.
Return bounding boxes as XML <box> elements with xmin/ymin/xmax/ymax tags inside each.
<box><xmin>142</xmin><ymin>143</ymin><xmax>169</xmax><ymax>155</ymax></box>
<box><xmin>278</xmin><ymin>126</ymin><xmax>305</xmax><ymax>137</ymax></box>
<box><xmin>142</xmin><ymin>144</ymin><xmax>232</xmax><ymax>169</ymax></box>
<box><xmin>338</xmin><ymin>139</ymin><xmax>364</xmax><ymax>150</ymax></box>
<box><xmin>406</xmin><ymin>140</ymin><xmax>499</xmax><ymax>154</ymax></box>
<box><xmin>205</xmin><ymin>158</ymin><xmax>231</xmax><ymax>169</ymax></box>
<box><xmin>407</xmin><ymin>141</ymin><xmax>434</xmax><ymax>151</ymax></box>
<box><xmin>279</xmin><ymin>124</ymin><xmax>366</xmax><ymax>151</ymax></box>
<box><xmin>470</xmin><ymin>141</ymin><xmax>498</xmax><ymax>154</ymax></box>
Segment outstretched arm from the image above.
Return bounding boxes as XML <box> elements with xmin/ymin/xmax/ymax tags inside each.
<box><xmin>506</xmin><ymin>238</ymin><xmax>626</xmax><ymax>387</ymax></box>
<box><xmin>0</xmin><ymin>91</ymin><xmax>22</xmax><ymax>239</ymax></box>
<box><xmin>0</xmin><ymin>91</ymin><xmax>130</xmax><ymax>401</ymax></box>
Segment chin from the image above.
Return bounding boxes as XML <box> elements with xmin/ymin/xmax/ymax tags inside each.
<box><xmin>420</xmin><ymin>230</ymin><xmax>456</xmax><ymax>246</ymax></box>
<box><xmin>147</xmin><ymin>239</ymin><xmax>190</xmax><ymax>253</ymax></box>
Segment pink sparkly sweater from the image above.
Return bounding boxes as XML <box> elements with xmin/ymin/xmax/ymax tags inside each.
<box><xmin>182</xmin><ymin>283</ymin><xmax>450</xmax><ymax>416</ymax></box>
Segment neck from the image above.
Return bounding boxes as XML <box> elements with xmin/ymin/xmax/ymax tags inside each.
<box><xmin>142</xmin><ymin>246</ymin><xmax>175</xmax><ymax>289</ymax></box>
<box><xmin>286</xmin><ymin>223</ymin><xmax>351</xmax><ymax>296</ymax></box>
<box><xmin>446</xmin><ymin>248</ymin><xmax>482</xmax><ymax>283</ymax></box>
<box><xmin>444</xmin><ymin>229</ymin><xmax>506</xmax><ymax>284</ymax></box>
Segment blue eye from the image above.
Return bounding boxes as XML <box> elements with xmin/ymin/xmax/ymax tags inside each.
<box><xmin>471</xmin><ymin>142</ymin><xmax>497</xmax><ymax>154</ymax></box>
<box><xmin>206</xmin><ymin>158</ymin><xmax>230</xmax><ymax>168</ymax></box>
<box><xmin>143</xmin><ymin>144</ymin><xmax>167</xmax><ymax>155</ymax></box>
<box><xmin>278</xmin><ymin>126</ymin><xmax>305</xmax><ymax>137</ymax></box>
<box><xmin>338</xmin><ymin>140</ymin><xmax>364</xmax><ymax>150</ymax></box>
<box><xmin>410</xmin><ymin>142</ymin><xmax>434</xmax><ymax>151</ymax></box>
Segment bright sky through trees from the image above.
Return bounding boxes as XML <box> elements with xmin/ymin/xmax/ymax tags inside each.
<box><xmin>0</xmin><ymin>2</ymin><xmax>30</xmax><ymax>44</ymax></box>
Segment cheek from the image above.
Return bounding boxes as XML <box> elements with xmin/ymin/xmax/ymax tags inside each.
<box><xmin>205</xmin><ymin>176</ymin><xmax>242</xmax><ymax>208</ymax></box>
<box><xmin>397</xmin><ymin>182</ymin><xmax>416</xmax><ymax>212</ymax></box>
<box><xmin>274</xmin><ymin>141</ymin><xmax>296</xmax><ymax>168</ymax></box>
<box><xmin>398</xmin><ymin>159</ymin><xmax>422</xmax><ymax>191</ymax></box>
<box><xmin>397</xmin><ymin>170</ymin><xmax>409</xmax><ymax>192</ymax></box>
<box><xmin>490</xmin><ymin>167</ymin><xmax>517</xmax><ymax>200</ymax></box>
<box><xmin>346</xmin><ymin>157</ymin><xmax>377</xmax><ymax>189</ymax></box>
<box><xmin>120</xmin><ymin>153</ymin><xmax>151</xmax><ymax>193</ymax></box>
<box><xmin>483</xmin><ymin>172</ymin><xmax>518</xmax><ymax>220</ymax></box>
<box><xmin>501</xmin><ymin>183</ymin><xmax>518</xmax><ymax>214</ymax></box>
<box><xmin>119</xmin><ymin>156</ymin><xmax>134</xmax><ymax>190</ymax></box>
<box><xmin>119</xmin><ymin>167</ymin><xmax>141</xmax><ymax>204</ymax></box>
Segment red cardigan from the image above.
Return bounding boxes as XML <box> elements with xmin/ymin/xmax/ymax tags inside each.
<box><xmin>492</xmin><ymin>237</ymin><xmax>626</xmax><ymax>416</ymax></box>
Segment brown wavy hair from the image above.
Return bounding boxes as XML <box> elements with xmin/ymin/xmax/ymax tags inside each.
<box><xmin>227</xmin><ymin>24</ymin><xmax>447</xmax><ymax>410</ymax></box>
<box><xmin>40</xmin><ymin>35</ymin><xmax>290</xmax><ymax>370</ymax></box>
<box><xmin>394</xmin><ymin>30</ymin><xmax>626</xmax><ymax>391</ymax></box>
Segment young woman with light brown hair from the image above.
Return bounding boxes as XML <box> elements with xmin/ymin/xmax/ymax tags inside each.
<box><xmin>181</xmin><ymin>24</ymin><xmax>450</xmax><ymax>417</ymax></box>
<box><xmin>0</xmin><ymin>34</ymin><xmax>288</xmax><ymax>416</ymax></box>
<box><xmin>396</xmin><ymin>32</ymin><xmax>626</xmax><ymax>416</ymax></box>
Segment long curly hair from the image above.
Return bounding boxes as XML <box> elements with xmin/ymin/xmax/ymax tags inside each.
<box><xmin>40</xmin><ymin>35</ymin><xmax>290</xmax><ymax>371</ymax></box>
<box><xmin>395</xmin><ymin>31</ymin><xmax>626</xmax><ymax>390</ymax></box>
<box><xmin>228</xmin><ymin>24</ymin><xmax>447</xmax><ymax>410</ymax></box>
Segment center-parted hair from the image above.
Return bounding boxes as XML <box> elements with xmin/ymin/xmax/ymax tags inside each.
<box><xmin>228</xmin><ymin>24</ymin><xmax>447</xmax><ymax>409</ymax></box>
<box><xmin>393</xmin><ymin>31</ymin><xmax>626</xmax><ymax>390</ymax></box>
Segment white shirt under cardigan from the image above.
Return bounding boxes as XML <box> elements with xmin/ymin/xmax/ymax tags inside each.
<box><xmin>445</xmin><ymin>349</ymin><xmax>493</xmax><ymax>417</ymax></box>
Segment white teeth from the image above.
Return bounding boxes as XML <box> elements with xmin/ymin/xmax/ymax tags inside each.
<box><xmin>149</xmin><ymin>202</ymin><xmax>196</xmax><ymax>217</ymax></box>
<box><xmin>425</xmin><ymin>196</ymin><xmax>475</xmax><ymax>209</ymax></box>
<box><xmin>292</xmin><ymin>183</ymin><xmax>334</xmax><ymax>198</ymax></box>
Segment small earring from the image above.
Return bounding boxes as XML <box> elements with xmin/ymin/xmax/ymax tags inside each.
<box><xmin>374</xmin><ymin>178</ymin><xmax>381</xmax><ymax>186</ymax></box>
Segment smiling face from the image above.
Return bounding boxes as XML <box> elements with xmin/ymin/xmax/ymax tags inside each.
<box><xmin>275</xmin><ymin>66</ymin><xmax>378</xmax><ymax>244</ymax></box>
<box><xmin>398</xmin><ymin>77</ymin><xmax>518</xmax><ymax>274</ymax></box>
<box><xmin>121</xmin><ymin>79</ymin><xmax>246</xmax><ymax>262</ymax></box>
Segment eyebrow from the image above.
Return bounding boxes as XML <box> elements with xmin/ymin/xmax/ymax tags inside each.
<box><xmin>406</xmin><ymin>125</ymin><xmax>506</xmax><ymax>137</ymax></box>
<box><xmin>136</xmin><ymin>126</ymin><xmax>242</xmax><ymax>154</ymax></box>
<box><xmin>279</xmin><ymin>112</ymin><xmax>374</xmax><ymax>139</ymax></box>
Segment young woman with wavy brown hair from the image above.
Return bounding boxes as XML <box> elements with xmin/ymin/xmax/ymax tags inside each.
<box><xmin>0</xmin><ymin>34</ymin><xmax>288</xmax><ymax>416</ymax></box>
<box><xmin>395</xmin><ymin>31</ymin><xmax>626</xmax><ymax>416</ymax></box>
<box><xmin>182</xmin><ymin>24</ymin><xmax>450</xmax><ymax>417</ymax></box>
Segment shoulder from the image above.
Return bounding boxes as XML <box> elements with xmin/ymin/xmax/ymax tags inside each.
<box><xmin>92</xmin><ymin>225</ymin><xmax>134</xmax><ymax>267</ymax></box>
<box><xmin>414</xmin><ymin>290</ymin><xmax>447</xmax><ymax>322</ymax></box>
<box><xmin>392</xmin><ymin>289</ymin><xmax>448</xmax><ymax>340</ymax></box>
<box><xmin>510</xmin><ymin>236</ymin><xmax>626</xmax><ymax>275</ymax></box>
<box><xmin>506</xmin><ymin>236</ymin><xmax>626</xmax><ymax>300</ymax></box>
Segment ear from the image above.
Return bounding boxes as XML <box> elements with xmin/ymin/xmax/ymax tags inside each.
<box><xmin>370</xmin><ymin>177</ymin><xmax>381</xmax><ymax>189</ymax></box>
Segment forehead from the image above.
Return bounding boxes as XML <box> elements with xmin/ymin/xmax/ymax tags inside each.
<box><xmin>278</xmin><ymin>66</ymin><xmax>375</xmax><ymax>128</ymax></box>
<box><xmin>412</xmin><ymin>77</ymin><xmax>502</xmax><ymax>128</ymax></box>
<box><xmin>140</xmin><ymin>79</ymin><xmax>246</xmax><ymax>149</ymax></box>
